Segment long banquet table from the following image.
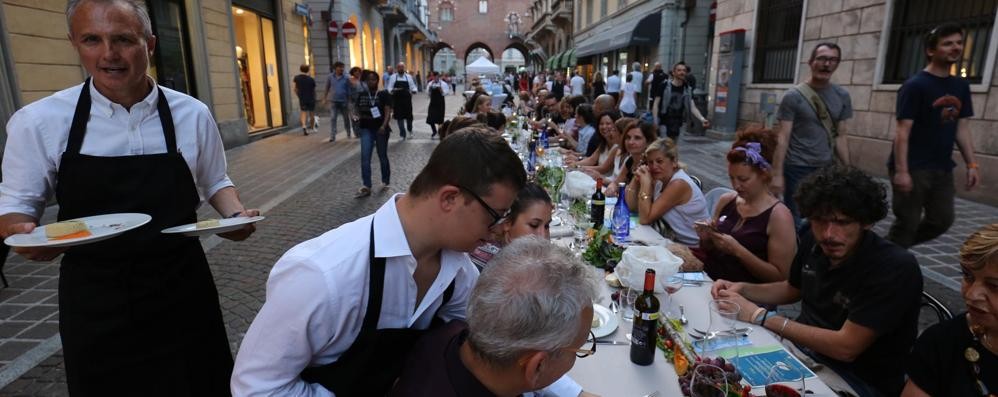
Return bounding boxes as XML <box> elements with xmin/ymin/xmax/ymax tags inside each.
<box><xmin>555</xmin><ymin>225</ymin><xmax>837</xmax><ymax>397</ymax></box>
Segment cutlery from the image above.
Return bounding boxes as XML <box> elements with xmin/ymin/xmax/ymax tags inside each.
<box><xmin>640</xmin><ymin>391</ymin><xmax>660</xmax><ymax>397</ymax></box>
<box><xmin>693</xmin><ymin>327</ymin><xmax>751</xmax><ymax>335</ymax></box>
<box><xmin>679</xmin><ymin>305</ymin><xmax>689</xmax><ymax>325</ymax></box>
<box><xmin>594</xmin><ymin>340</ymin><xmax>628</xmax><ymax>345</ymax></box>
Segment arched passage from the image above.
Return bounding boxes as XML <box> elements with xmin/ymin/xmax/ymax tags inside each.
<box><xmin>464</xmin><ymin>42</ymin><xmax>494</xmax><ymax>64</ymax></box>
<box><xmin>501</xmin><ymin>43</ymin><xmax>529</xmax><ymax>73</ymax></box>
<box><xmin>431</xmin><ymin>43</ymin><xmax>458</xmax><ymax>76</ymax></box>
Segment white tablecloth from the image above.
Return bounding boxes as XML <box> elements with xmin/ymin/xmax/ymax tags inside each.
<box><xmin>556</xmin><ymin>227</ymin><xmax>837</xmax><ymax>397</ymax></box>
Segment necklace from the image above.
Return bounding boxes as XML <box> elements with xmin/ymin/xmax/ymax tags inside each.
<box><xmin>966</xmin><ymin>322</ymin><xmax>996</xmax><ymax>397</ymax></box>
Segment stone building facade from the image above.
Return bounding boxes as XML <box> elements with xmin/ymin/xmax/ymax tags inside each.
<box><xmin>432</xmin><ymin>0</ymin><xmax>533</xmax><ymax>70</ymax></box>
<box><xmin>708</xmin><ymin>0</ymin><xmax>998</xmax><ymax>204</ymax></box>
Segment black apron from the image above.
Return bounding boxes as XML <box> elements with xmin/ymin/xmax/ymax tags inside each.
<box><xmin>426</xmin><ymin>82</ymin><xmax>445</xmax><ymax>124</ymax></box>
<box><xmin>391</xmin><ymin>75</ymin><xmax>414</xmax><ymax>120</ymax></box>
<box><xmin>301</xmin><ymin>220</ymin><xmax>455</xmax><ymax>397</ymax></box>
<box><xmin>56</xmin><ymin>79</ymin><xmax>233</xmax><ymax>396</ymax></box>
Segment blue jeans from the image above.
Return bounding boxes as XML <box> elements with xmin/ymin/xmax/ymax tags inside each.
<box><xmin>330</xmin><ymin>101</ymin><xmax>351</xmax><ymax>138</ymax></box>
<box><xmin>783</xmin><ymin>164</ymin><xmax>821</xmax><ymax>228</ymax></box>
<box><xmin>360</xmin><ymin>127</ymin><xmax>390</xmax><ymax>188</ymax></box>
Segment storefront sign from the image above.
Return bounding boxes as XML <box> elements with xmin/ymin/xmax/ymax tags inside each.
<box><xmin>341</xmin><ymin>22</ymin><xmax>357</xmax><ymax>39</ymax></box>
<box><xmin>328</xmin><ymin>21</ymin><xmax>338</xmax><ymax>38</ymax></box>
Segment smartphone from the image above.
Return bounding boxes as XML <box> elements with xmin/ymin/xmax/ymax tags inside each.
<box><xmin>694</xmin><ymin>220</ymin><xmax>717</xmax><ymax>233</ymax></box>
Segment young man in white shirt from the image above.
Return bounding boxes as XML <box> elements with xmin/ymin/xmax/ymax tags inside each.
<box><xmin>570</xmin><ymin>72</ymin><xmax>585</xmax><ymax>96</ymax></box>
<box><xmin>605</xmin><ymin>70</ymin><xmax>622</xmax><ymax>106</ymax></box>
<box><xmin>232</xmin><ymin>128</ymin><xmax>587</xmax><ymax>397</ymax></box>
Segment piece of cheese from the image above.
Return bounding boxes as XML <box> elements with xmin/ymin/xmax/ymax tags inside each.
<box><xmin>195</xmin><ymin>219</ymin><xmax>221</xmax><ymax>229</ymax></box>
<box><xmin>45</xmin><ymin>220</ymin><xmax>89</xmax><ymax>239</ymax></box>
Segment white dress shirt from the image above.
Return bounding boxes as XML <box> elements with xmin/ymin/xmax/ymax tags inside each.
<box><xmin>231</xmin><ymin>195</ymin><xmax>583</xmax><ymax>397</ymax></box>
<box><xmin>570</xmin><ymin>75</ymin><xmax>585</xmax><ymax>96</ymax></box>
<box><xmin>426</xmin><ymin>80</ymin><xmax>451</xmax><ymax>95</ymax></box>
<box><xmin>630</xmin><ymin>71</ymin><xmax>643</xmax><ymax>93</ymax></box>
<box><xmin>606</xmin><ymin>75</ymin><xmax>621</xmax><ymax>93</ymax></box>
<box><xmin>0</xmin><ymin>81</ymin><xmax>233</xmax><ymax>219</ymax></box>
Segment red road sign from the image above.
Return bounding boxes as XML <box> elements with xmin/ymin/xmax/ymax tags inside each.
<box><xmin>328</xmin><ymin>20</ymin><xmax>339</xmax><ymax>38</ymax></box>
<box><xmin>341</xmin><ymin>22</ymin><xmax>357</xmax><ymax>39</ymax></box>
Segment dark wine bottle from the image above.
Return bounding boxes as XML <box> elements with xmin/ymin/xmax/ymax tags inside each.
<box><xmin>591</xmin><ymin>178</ymin><xmax>605</xmax><ymax>230</ymax></box>
<box><xmin>630</xmin><ymin>269</ymin><xmax>660</xmax><ymax>365</ymax></box>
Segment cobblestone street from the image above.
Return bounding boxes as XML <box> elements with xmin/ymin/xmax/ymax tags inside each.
<box><xmin>0</xmin><ymin>93</ymin><xmax>996</xmax><ymax>395</ymax></box>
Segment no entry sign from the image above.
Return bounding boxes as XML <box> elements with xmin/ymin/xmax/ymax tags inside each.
<box><xmin>341</xmin><ymin>22</ymin><xmax>357</xmax><ymax>39</ymax></box>
<box><xmin>328</xmin><ymin>20</ymin><xmax>338</xmax><ymax>38</ymax></box>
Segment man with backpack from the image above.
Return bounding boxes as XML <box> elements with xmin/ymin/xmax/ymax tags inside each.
<box><xmin>652</xmin><ymin>61</ymin><xmax>710</xmax><ymax>141</ymax></box>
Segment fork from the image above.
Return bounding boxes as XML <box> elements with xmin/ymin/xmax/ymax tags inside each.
<box><xmin>640</xmin><ymin>391</ymin><xmax>660</xmax><ymax>397</ymax></box>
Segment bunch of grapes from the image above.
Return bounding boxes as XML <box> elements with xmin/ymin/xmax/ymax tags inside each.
<box><xmin>678</xmin><ymin>357</ymin><xmax>748</xmax><ymax>397</ymax></box>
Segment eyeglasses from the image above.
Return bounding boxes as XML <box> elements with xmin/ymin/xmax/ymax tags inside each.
<box><xmin>567</xmin><ymin>330</ymin><xmax>597</xmax><ymax>358</ymax></box>
<box><xmin>814</xmin><ymin>56</ymin><xmax>841</xmax><ymax>65</ymax></box>
<box><xmin>455</xmin><ymin>184</ymin><xmax>511</xmax><ymax>228</ymax></box>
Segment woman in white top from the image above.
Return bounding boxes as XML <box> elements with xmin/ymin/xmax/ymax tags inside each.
<box><xmin>626</xmin><ymin>137</ymin><xmax>709</xmax><ymax>245</ymax></box>
<box><xmin>618</xmin><ymin>74</ymin><xmax>638</xmax><ymax>117</ymax></box>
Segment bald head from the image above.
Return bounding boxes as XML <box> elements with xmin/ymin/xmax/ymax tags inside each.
<box><xmin>594</xmin><ymin>94</ymin><xmax>615</xmax><ymax>115</ymax></box>
<box><xmin>396</xmin><ymin>63</ymin><xmax>406</xmax><ymax>74</ymax></box>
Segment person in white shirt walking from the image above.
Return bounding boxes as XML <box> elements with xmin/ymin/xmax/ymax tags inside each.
<box><xmin>630</xmin><ymin>62</ymin><xmax>643</xmax><ymax>111</ymax></box>
<box><xmin>0</xmin><ymin>1</ymin><xmax>258</xmax><ymax>394</ymax></box>
<box><xmin>570</xmin><ymin>72</ymin><xmax>585</xmax><ymax>96</ymax></box>
<box><xmin>606</xmin><ymin>70</ymin><xmax>622</xmax><ymax>106</ymax></box>
<box><xmin>386</xmin><ymin>63</ymin><xmax>419</xmax><ymax>139</ymax></box>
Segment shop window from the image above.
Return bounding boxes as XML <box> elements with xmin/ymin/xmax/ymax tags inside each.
<box><xmin>233</xmin><ymin>6</ymin><xmax>284</xmax><ymax>131</ymax></box>
<box><xmin>883</xmin><ymin>0</ymin><xmax>997</xmax><ymax>84</ymax></box>
<box><xmin>753</xmin><ymin>0</ymin><xmax>803</xmax><ymax>84</ymax></box>
<box><xmin>148</xmin><ymin>0</ymin><xmax>195</xmax><ymax>95</ymax></box>
<box><xmin>479</xmin><ymin>0</ymin><xmax>487</xmax><ymax>14</ymax></box>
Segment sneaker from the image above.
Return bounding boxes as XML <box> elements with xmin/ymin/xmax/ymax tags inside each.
<box><xmin>325</xmin><ymin>137</ymin><xmax>335</xmax><ymax>143</ymax></box>
<box><xmin>302</xmin><ymin>128</ymin><xmax>309</xmax><ymax>136</ymax></box>
<box><xmin>354</xmin><ymin>187</ymin><xmax>371</xmax><ymax>198</ymax></box>
<box><xmin>379</xmin><ymin>183</ymin><xmax>391</xmax><ymax>192</ymax></box>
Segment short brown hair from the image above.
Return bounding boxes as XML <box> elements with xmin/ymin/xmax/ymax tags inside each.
<box><xmin>299</xmin><ymin>64</ymin><xmax>310</xmax><ymax>73</ymax></box>
<box><xmin>960</xmin><ymin>223</ymin><xmax>998</xmax><ymax>271</ymax></box>
<box><xmin>409</xmin><ymin>126</ymin><xmax>526</xmax><ymax>198</ymax></box>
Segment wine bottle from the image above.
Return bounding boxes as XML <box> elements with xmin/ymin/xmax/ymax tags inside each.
<box><xmin>590</xmin><ymin>179</ymin><xmax>605</xmax><ymax>230</ymax></box>
<box><xmin>612</xmin><ymin>182</ymin><xmax>630</xmax><ymax>243</ymax></box>
<box><xmin>630</xmin><ymin>269</ymin><xmax>660</xmax><ymax>365</ymax></box>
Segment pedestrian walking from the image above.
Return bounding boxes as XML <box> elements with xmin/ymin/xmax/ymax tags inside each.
<box><xmin>646</xmin><ymin>62</ymin><xmax>666</xmax><ymax>111</ymax></box>
<box><xmin>630</xmin><ymin>62</ymin><xmax>643</xmax><ymax>110</ymax></box>
<box><xmin>387</xmin><ymin>62</ymin><xmax>418</xmax><ymax>139</ymax></box>
<box><xmin>888</xmin><ymin>23</ymin><xmax>981</xmax><ymax>248</ymax></box>
<box><xmin>0</xmin><ymin>0</ymin><xmax>258</xmax><ymax>394</ymax></box>
<box><xmin>349</xmin><ymin>70</ymin><xmax>393</xmax><ymax>197</ymax></box>
<box><xmin>591</xmin><ymin>72</ymin><xmax>606</xmax><ymax>100</ymax></box>
<box><xmin>619</xmin><ymin>74</ymin><xmax>638</xmax><ymax>117</ymax></box>
<box><xmin>606</xmin><ymin>70</ymin><xmax>621</xmax><ymax>105</ymax></box>
<box><xmin>652</xmin><ymin>61</ymin><xmax>710</xmax><ymax>141</ymax></box>
<box><xmin>570</xmin><ymin>71</ymin><xmax>585</xmax><ymax>96</ymax></box>
<box><xmin>323</xmin><ymin>61</ymin><xmax>353</xmax><ymax>141</ymax></box>
<box><xmin>769</xmin><ymin>43</ymin><xmax>852</xmax><ymax>226</ymax></box>
<box><xmin>293</xmin><ymin>64</ymin><xmax>317</xmax><ymax>135</ymax></box>
<box><xmin>425</xmin><ymin>71</ymin><xmax>450</xmax><ymax>139</ymax></box>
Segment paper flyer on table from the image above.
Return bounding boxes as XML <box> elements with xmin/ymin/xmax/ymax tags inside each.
<box><xmin>717</xmin><ymin>345</ymin><xmax>816</xmax><ymax>387</ymax></box>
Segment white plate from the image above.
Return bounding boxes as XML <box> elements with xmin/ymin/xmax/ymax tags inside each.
<box><xmin>161</xmin><ymin>216</ymin><xmax>265</xmax><ymax>237</ymax></box>
<box><xmin>4</xmin><ymin>213</ymin><xmax>152</xmax><ymax>248</ymax></box>
<box><xmin>591</xmin><ymin>304</ymin><xmax>619</xmax><ymax>338</ymax></box>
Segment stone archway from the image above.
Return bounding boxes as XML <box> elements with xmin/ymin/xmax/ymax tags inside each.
<box><xmin>430</xmin><ymin>42</ymin><xmax>458</xmax><ymax>76</ymax></box>
<box><xmin>464</xmin><ymin>42</ymin><xmax>494</xmax><ymax>64</ymax></box>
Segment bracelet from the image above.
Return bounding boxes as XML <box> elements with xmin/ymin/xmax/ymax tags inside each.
<box><xmin>228</xmin><ymin>211</ymin><xmax>243</xmax><ymax>218</ymax></box>
<box><xmin>778</xmin><ymin>317</ymin><xmax>791</xmax><ymax>340</ymax></box>
<box><xmin>761</xmin><ymin>310</ymin><xmax>769</xmax><ymax>326</ymax></box>
<box><xmin>967</xmin><ymin>162</ymin><xmax>979</xmax><ymax>169</ymax></box>
<box><xmin>751</xmin><ymin>307</ymin><xmax>766</xmax><ymax>325</ymax></box>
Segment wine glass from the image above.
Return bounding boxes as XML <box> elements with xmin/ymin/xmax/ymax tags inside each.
<box><xmin>660</xmin><ymin>273</ymin><xmax>685</xmax><ymax>318</ymax></box>
<box><xmin>690</xmin><ymin>364</ymin><xmax>731</xmax><ymax>397</ymax></box>
<box><xmin>765</xmin><ymin>361</ymin><xmax>805</xmax><ymax>397</ymax></box>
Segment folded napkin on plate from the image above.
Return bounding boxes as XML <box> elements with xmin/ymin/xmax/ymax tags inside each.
<box><xmin>550</xmin><ymin>225</ymin><xmax>573</xmax><ymax>238</ymax></box>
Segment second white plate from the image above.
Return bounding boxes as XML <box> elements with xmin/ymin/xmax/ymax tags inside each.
<box><xmin>161</xmin><ymin>216</ymin><xmax>265</xmax><ymax>237</ymax></box>
<box><xmin>592</xmin><ymin>304</ymin><xmax>620</xmax><ymax>338</ymax></box>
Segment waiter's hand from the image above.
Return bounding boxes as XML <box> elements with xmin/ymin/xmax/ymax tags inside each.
<box><xmin>217</xmin><ymin>209</ymin><xmax>260</xmax><ymax>241</ymax></box>
<box><xmin>2</xmin><ymin>222</ymin><xmax>68</xmax><ymax>261</ymax></box>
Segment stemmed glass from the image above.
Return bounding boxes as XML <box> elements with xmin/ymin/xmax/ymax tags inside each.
<box><xmin>690</xmin><ymin>364</ymin><xmax>731</xmax><ymax>397</ymax></box>
<box><xmin>765</xmin><ymin>361</ymin><xmax>805</xmax><ymax>397</ymax></box>
<box><xmin>660</xmin><ymin>273</ymin><xmax>685</xmax><ymax>318</ymax></box>
<box><xmin>705</xmin><ymin>299</ymin><xmax>741</xmax><ymax>356</ymax></box>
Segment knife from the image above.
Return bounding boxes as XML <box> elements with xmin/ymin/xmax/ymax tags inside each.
<box><xmin>594</xmin><ymin>339</ymin><xmax>629</xmax><ymax>345</ymax></box>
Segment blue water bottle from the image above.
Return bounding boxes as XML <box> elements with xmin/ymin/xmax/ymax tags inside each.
<box><xmin>612</xmin><ymin>182</ymin><xmax>630</xmax><ymax>243</ymax></box>
<box><xmin>540</xmin><ymin>126</ymin><xmax>550</xmax><ymax>149</ymax></box>
<box><xmin>527</xmin><ymin>139</ymin><xmax>537</xmax><ymax>173</ymax></box>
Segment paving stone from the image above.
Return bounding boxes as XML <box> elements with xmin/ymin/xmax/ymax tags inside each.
<box><xmin>0</xmin><ymin>322</ymin><xmax>33</xmax><ymax>339</ymax></box>
<box><xmin>9</xmin><ymin>306</ymin><xmax>57</xmax><ymax>322</ymax></box>
<box><xmin>0</xmin><ymin>342</ymin><xmax>38</xmax><ymax>362</ymax></box>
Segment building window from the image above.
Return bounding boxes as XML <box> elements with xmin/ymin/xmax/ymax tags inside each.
<box><xmin>600</xmin><ymin>0</ymin><xmax>607</xmax><ymax>18</ymax></box>
<box><xmin>148</xmin><ymin>0</ymin><xmax>196</xmax><ymax>96</ymax></box>
<box><xmin>753</xmin><ymin>0</ymin><xmax>803</xmax><ymax>84</ymax></box>
<box><xmin>586</xmin><ymin>0</ymin><xmax>593</xmax><ymax>26</ymax></box>
<box><xmin>440</xmin><ymin>1</ymin><xmax>454</xmax><ymax>22</ymax></box>
<box><xmin>883</xmin><ymin>0</ymin><xmax>997</xmax><ymax>84</ymax></box>
<box><xmin>479</xmin><ymin>0</ymin><xmax>487</xmax><ymax>14</ymax></box>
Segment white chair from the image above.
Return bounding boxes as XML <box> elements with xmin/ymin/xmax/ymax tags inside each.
<box><xmin>704</xmin><ymin>187</ymin><xmax>734</xmax><ymax>214</ymax></box>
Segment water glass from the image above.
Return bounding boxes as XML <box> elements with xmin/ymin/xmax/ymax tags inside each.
<box><xmin>765</xmin><ymin>361</ymin><xmax>805</xmax><ymax>397</ymax></box>
<box><xmin>621</xmin><ymin>287</ymin><xmax>640</xmax><ymax>321</ymax></box>
<box><xmin>705</xmin><ymin>299</ymin><xmax>740</xmax><ymax>355</ymax></box>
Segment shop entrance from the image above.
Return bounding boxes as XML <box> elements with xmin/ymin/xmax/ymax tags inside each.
<box><xmin>233</xmin><ymin>6</ymin><xmax>284</xmax><ymax>132</ymax></box>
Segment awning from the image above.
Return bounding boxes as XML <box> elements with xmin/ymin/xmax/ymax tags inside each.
<box><xmin>546</xmin><ymin>55</ymin><xmax>556</xmax><ymax>70</ymax></box>
<box><xmin>574</xmin><ymin>11</ymin><xmax>661</xmax><ymax>58</ymax></box>
<box><xmin>562</xmin><ymin>48</ymin><xmax>577</xmax><ymax>67</ymax></box>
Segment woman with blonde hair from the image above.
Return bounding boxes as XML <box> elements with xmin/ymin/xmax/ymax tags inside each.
<box><xmin>903</xmin><ymin>223</ymin><xmax>998</xmax><ymax>397</ymax></box>
<box><xmin>626</xmin><ymin>138</ymin><xmax>709</xmax><ymax>245</ymax></box>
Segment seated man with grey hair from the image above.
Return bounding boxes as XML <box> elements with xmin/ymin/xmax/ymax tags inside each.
<box><xmin>390</xmin><ymin>237</ymin><xmax>600</xmax><ymax>397</ymax></box>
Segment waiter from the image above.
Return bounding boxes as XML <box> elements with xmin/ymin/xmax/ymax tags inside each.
<box><xmin>0</xmin><ymin>0</ymin><xmax>257</xmax><ymax>395</ymax></box>
<box><xmin>386</xmin><ymin>62</ymin><xmax>417</xmax><ymax>139</ymax></box>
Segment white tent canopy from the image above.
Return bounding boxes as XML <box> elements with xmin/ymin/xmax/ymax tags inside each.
<box><xmin>465</xmin><ymin>56</ymin><xmax>501</xmax><ymax>75</ymax></box>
